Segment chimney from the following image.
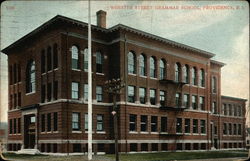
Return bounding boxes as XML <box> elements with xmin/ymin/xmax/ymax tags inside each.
<box><xmin>96</xmin><ymin>10</ymin><xmax>106</xmax><ymax>28</ymax></box>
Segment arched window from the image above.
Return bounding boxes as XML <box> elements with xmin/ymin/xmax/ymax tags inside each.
<box><xmin>150</xmin><ymin>56</ymin><xmax>156</xmax><ymax>78</ymax></box>
<box><xmin>139</xmin><ymin>54</ymin><xmax>146</xmax><ymax>76</ymax></box>
<box><xmin>96</xmin><ymin>52</ymin><xmax>103</xmax><ymax>73</ymax></box>
<box><xmin>128</xmin><ymin>52</ymin><xmax>136</xmax><ymax>74</ymax></box>
<box><xmin>26</xmin><ymin>60</ymin><xmax>36</xmax><ymax>93</ymax></box>
<box><xmin>212</xmin><ymin>76</ymin><xmax>217</xmax><ymax>93</ymax></box>
<box><xmin>175</xmin><ymin>63</ymin><xmax>181</xmax><ymax>82</ymax></box>
<box><xmin>200</xmin><ymin>69</ymin><xmax>205</xmax><ymax>87</ymax></box>
<box><xmin>71</xmin><ymin>45</ymin><xmax>79</xmax><ymax>69</ymax></box>
<box><xmin>183</xmin><ymin>65</ymin><xmax>189</xmax><ymax>83</ymax></box>
<box><xmin>83</xmin><ymin>48</ymin><xmax>88</xmax><ymax>71</ymax></box>
<box><xmin>159</xmin><ymin>59</ymin><xmax>166</xmax><ymax>80</ymax></box>
<box><xmin>191</xmin><ymin>67</ymin><xmax>197</xmax><ymax>85</ymax></box>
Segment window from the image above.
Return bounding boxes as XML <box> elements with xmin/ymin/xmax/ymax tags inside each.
<box><xmin>41</xmin><ymin>85</ymin><xmax>45</xmax><ymax>103</ymax></box>
<box><xmin>71</xmin><ymin>45</ymin><xmax>79</xmax><ymax>69</ymax></box>
<box><xmin>193</xmin><ymin>119</ymin><xmax>198</xmax><ymax>134</ymax></box>
<box><xmin>185</xmin><ymin>118</ymin><xmax>190</xmax><ymax>133</ymax></box>
<box><xmin>14</xmin><ymin>94</ymin><xmax>17</xmax><ymax>108</ymax></box>
<box><xmin>160</xmin><ymin>90</ymin><xmax>165</xmax><ymax>107</ymax></box>
<box><xmin>199</xmin><ymin>69</ymin><xmax>205</xmax><ymax>87</ymax></box>
<box><xmin>128</xmin><ymin>86</ymin><xmax>135</xmax><ymax>103</ymax></box>
<box><xmin>150</xmin><ymin>57</ymin><xmax>156</xmax><ymax>78</ymax></box>
<box><xmin>72</xmin><ymin>113</ymin><xmax>80</xmax><ymax>131</ymax></box>
<box><xmin>53</xmin><ymin>44</ymin><xmax>58</xmax><ymax>69</ymax></box>
<box><xmin>152</xmin><ymin>143</ymin><xmax>158</xmax><ymax>151</ymax></box>
<box><xmin>128</xmin><ymin>52</ymin><xmax>136</xmax><ymax>74</ymax></box>
<box><xmin>97</xmin><ymin>115</ymin><xmax>104</xmax><ymax>131</ymax></box>
<box><xmin>26</xmin><ymin>60</ymin><xmax>36</xmax><ymax>93</ymax></box>
<box><xmin>212</xmin><ymin>76</ymin><xmax>217</xmax><ymax>93</ymax></box>
<box><xmin>200</xmin><ymin>120</ymin><xmax>206</xmax><ymax>134</ymax></box>
<box><xmin>41</xmin><ymin>50</ymin><xmax>45</xmax><ymax>73</ymax></box>
<box><xmin>96</xmin><ymin>86</ymin><xmax>103</xmax><ymax>102</ymax></box>
<box><xmin>47</xmin><ymin>46</ymin><xmax>52</xmax><ymax>71</ymax></box>
<box><xmin>234</xmin><ymin>105</ymin><xmax>237</xmax><ymax>116</ymax></box>
<box><xmin>176</xmin><ymin>93</ymin><xmax>181</xmax><ymax>107</ymax></box>
<box><xmin>199</xmin><ymin>96</ymin><xmax>205</xmax><ymax>110</ymax></box>
<box><xmin>183</xmin><ymin>94</ymin><xmax>189</xmax><ymax>108</ymax></box>
<box><xmin>192</xmin><ymin>95</ymin><xmax>197</xmax><ymax>110</ymax></box>
<box><xmin>129</xmin><ymin>114</ymin><xmax>137</xmax><ymax>131</ymax></box>
<box><xmin>47</xmin><ymin>113</ymin><xmax>51</xmax><ymax>132</ymax></box>
<box><xmin>228</xmin><ymin>123</ymin><xmax>232</xmax><ymax>135</ymax></box>
<box><xmin>53</xmin><ymin>113</ymin><xmax>58</xmax><ymax>131</ymax></box>
<box><xmin>14</xmin><ymin>118</ymin><xmax>16</xmax><ymax>134</ymax></box>
<box><xmin>130</xmin><ymin>143</ymin><xmax>137</xmax><ymax>152</ymax></box>
<box><xmin>161</xmin><ymin>117</ymin><xmax>167</xmax><ymax>132</ymax></box>
<box><xmin>191</xmin><ymin>67</ymin><xmax>197</xmax><ymax>85</ymax></box>
<box><xmin>84</xmin><ymin>84</ymin><xmax>88</xmax><ymax>101</ymax></box>
<box><xmin>71</xmin><ymin>82</ymin><xmax>79</xmax><ymax>99</ymax></box>
<box><xmin>176</xmin><ymin>118</ymin><xmax>182</xmax><ymax>133</ymax></box>
<box><xmin>14</xmin><ymin>63</ymin><xmax>17</xmax><ymax>83</ymax></box>
<box><xmin>175</xmin><ymin>63</ymin><xmax>181</xmax><ymax>82</ymax></box>
<box><xmin>151</xmin><ymin>116</ymin><xmax>157</xmax><ymax>132</ymax></box>
<box><xmin>233</xmin><ymin>124</ymin><xmax>237</xmax><ymax>135</ymax></box>
<box><xmin>238</xmin><ymin>106</ymin><xmax>242</xmax><ymax>117</ymax></box>
<box><xmin>84</xmin><ymin>113</ymin><xmax>88</xmax><ymax>131</ymax></box>
<box><xmin>212</xmin><ymin>102</ymin><xmax>217</xmax><ymax>114</ymax></box>
<box><xmin>139</xmin><ymin>54</ymin><xmax>146</xmax><ymax>76</ymax></box>
<box><xmin>9</xmin><ymin>65</ymin><xmax>13</xmax><ymax>85</ymax></box>
<box><xmin>150</xmin><ymin>89</ymin><xmax>156</xmax><ymax>105</ymax></box>
<box><xmin>41</xmin><ymin>114</ymin><xmax>45</xmax><ymax>132</ymax></box>
<box><xmin>214</xmin><ymin>126</ymin><xmax>217</xmax><ymax>135</ymax></box>
<box><xmin>53</xmin><ymin>81</ymin><xmax>58</xmax><ymax>100</ymax></box>
<box><xmin>224</xmin><ymin>104</ymin><xmax>228</xmax><ymax>115</ymax></box>
<box><xmin>183</xmin><ymin>65</ymin><xmax>189</xmax><ymax>83</ymax></box>
<box><xmin>9</xmin><ymin>119</ymin><xmax>12</xmax><ymax>134</ymax></box>
<box><xmin>47</xmin><ymin>83</ymin><xmax>52</xmax><ymax>102</ymax></box>
<box><xmin>159</xmin><ymin>59</ymin><xmax>166</xmax><ymax>80</ymax></box>
<box><xmin>140</xmin><ymin>115</ymin><xmax>147</xmax><ymax>132</ymax></box>
<box><xmin>17</xmin><ymin>118</ymin><xmax>21</xmax><ymax>133</ymax></box>
<box><xmin>9</xmin><ymin>95</ymin><xmax>13</xmax><ymax>110</ymax></box>
<box><xmin>229</xmin><ymin>104</ymin><xmax>233</xmax><ymax>116</ymax></box>
<box><xmin>18</xmin><ymin>64</ymin><xmax>21</xmax><ymax>82</ymax></box>
<box><xmin>18</xmin><ymin>92</ymin><xmax>21</xmax><ymax>106</ymax></box>
<box><xmin>223</xmin><ymin>123</ymin><xmax>227</xmax><ymax>135</ymax></box>
<box><xmin>238</xmin><ymin>124</ymin><xmax>242</xmax><ymax>135</ymax></box>
<box><xmin>83</xmin><ymin>48</ymin><xmax>88</xmax><ymax>71</ymax></box>
<box><xmin>139</xmin><ymin>88</ymin><xmax>146</xmax><ymax>104</ymax></box>
<box><xmin>141</xmin><ymin>143</ymin><xmax>148</xmax><ymax>151</ymax></box>
<box><xmin>96</xmin><ymin>52</ymin><xmax>103</xmax><ymax>73</ymax></box>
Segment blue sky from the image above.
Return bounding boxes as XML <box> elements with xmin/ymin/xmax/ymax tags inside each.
<box><xmin>0</xmin><ymin>1</ymin><xmax>249</xmax><ymax>123</ymax></box>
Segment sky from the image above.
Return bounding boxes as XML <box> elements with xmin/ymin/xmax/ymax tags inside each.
<box><xmin>0</xmin><ymin>1</ymin><xmax>249</xmax><ymax>124</ymax></box>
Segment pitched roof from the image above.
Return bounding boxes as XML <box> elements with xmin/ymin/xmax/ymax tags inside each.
<box><xmin>2</xmin><ymin>15</ymin><xmax>215</xmax><ymax>58</ymax></box>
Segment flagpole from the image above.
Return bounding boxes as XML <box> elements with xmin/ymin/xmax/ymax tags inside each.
<box><xmin>87</xmin><ymin>0</ymin><xmax>92</xmax><ymax>160</ymax></box>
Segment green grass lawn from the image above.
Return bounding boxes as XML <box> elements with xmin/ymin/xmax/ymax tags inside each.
<box><xmin>2</xmin><ymin>150</ymin><xmax>248</xmax><ymax>161</ymax></box>
<box><xmin>106</xmin><ymin>151</ymin><xmax>248</xmax><ymax>161</ymax></box>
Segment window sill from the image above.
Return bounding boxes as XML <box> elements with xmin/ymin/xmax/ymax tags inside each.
<box><xmin>26</xmin><ymin>91</ymin><xmax>36</xmax><ymax>95</ymax></box>
<box><xmin>72</xmin><ymin>69</ymin><xmax>81</xmax><ymax>72</ymax></box>
<box><xmin>72</xmin><ymin>131</ymin><xmax>82</xmax><ymax>133</ymax></box>
<box><xmin>140</xmin><ymin>132</ymin><xmax>149</xmax><ymax>134</ymax></box>
<box><xmin>96</xmin><ymin>131</ymin><xmax>106</xmax><ymax>134</ymax></box>
<box><xmin>84</xmin><ymin>131</ymin><xmax>95</xmax><ymax>134</ymax></box>
<box><xmin>192</xmin><ymin>133</ymin><xmax>199</xmax><ymax>135</ymax></box>
<box><xmin>47</xmin><ymin>70</ymin><xmax>53</xmax><ymax>73</ymax></box>
<box><xmin>184</xmin><ymin>133</ymin><xmax>191</xmax><ymax>135</ymax></box>
<box><xmin>96</xmin><ymin>72</ymin><xmax>104</xmax><ymax>76</ymax></box>
<box><xmin>128</xmin><ymin>73</ymin><xmax>137</xmax><ymax>76</ymax></box>
<box><xmin>150</xmin><ymin>77</ymin><xmax>157</xmax><ymax>80</ymax></box>
<box><xmin>139</xmin><ymin>75</ymin><xmax>147</xmax><ymax>78</ymax></box>
<box><xmin>129</xmin><ymin>131</ymin><xmax>138</xmax><ymax>134</ymax></box>
<box><xmin>150</xmin><ymin>132</ymin><xmax>159</xmax><ymax>134</ymax></box>
<box><xmin>53</xmin><ymin>131</ymin><xmax>59</xmax><ymax>133</ymax></box>
<box><xmin>159</xmin><ymin>132</ymin><xmax>168</xmax><ymax>134</ymax></box>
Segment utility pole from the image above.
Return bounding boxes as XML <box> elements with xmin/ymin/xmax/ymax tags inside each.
<box><xmin>104</xmin><ymin>78</ymin><xmax>125</xmax><ymax>161</ymax></box>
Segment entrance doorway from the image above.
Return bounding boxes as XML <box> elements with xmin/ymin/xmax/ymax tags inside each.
<box><xmin>24</xmin><ymin>115</ymin><xmax>36</xmax><ymax>149</ymax></box>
